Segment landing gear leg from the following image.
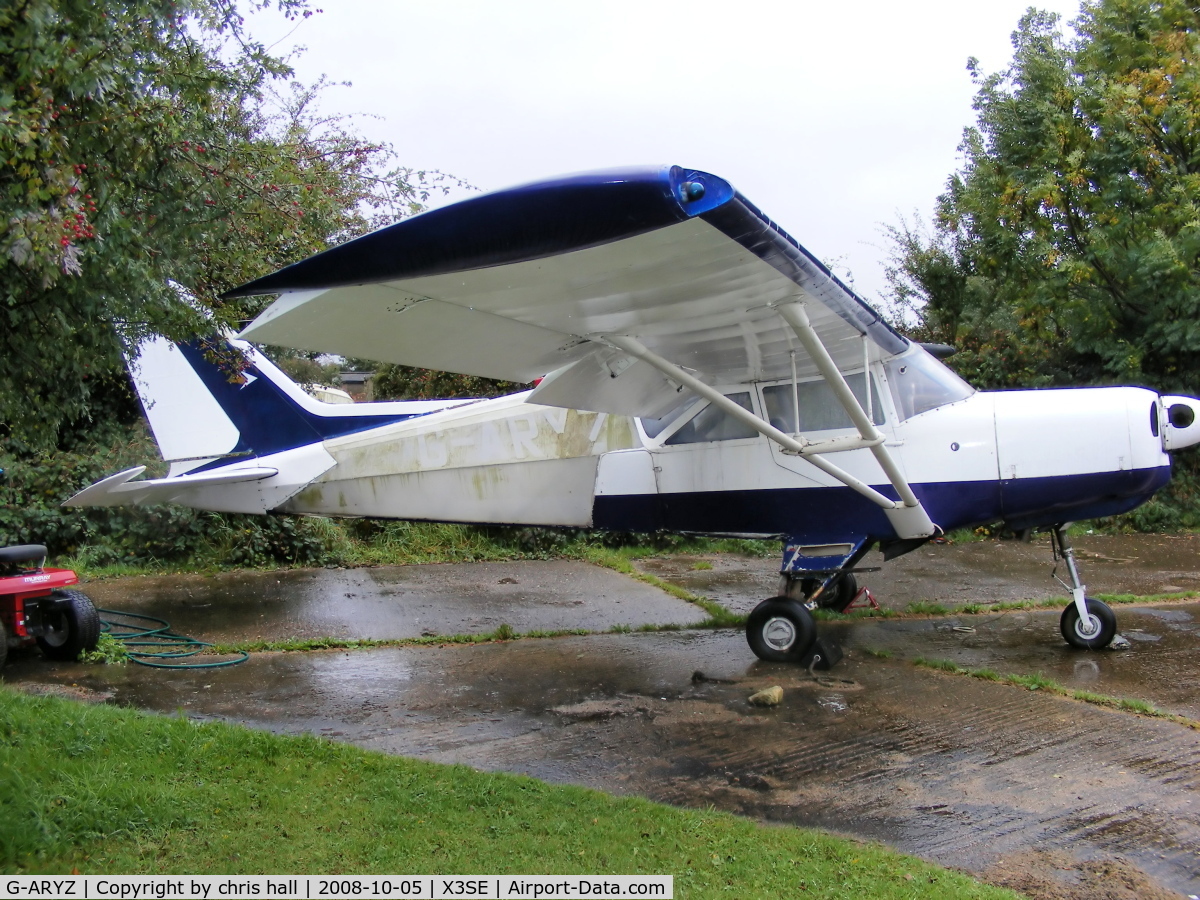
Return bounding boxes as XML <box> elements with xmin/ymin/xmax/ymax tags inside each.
<box><xmin>1052</xmin><ymin>524</ymin><xmax>1117</xmax><ymax>650</ymax></box>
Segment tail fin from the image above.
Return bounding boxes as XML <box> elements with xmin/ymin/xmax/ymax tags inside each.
<box><xmin>127</xmin><ymin>336</ymin><xmax>466</xmax><ymax>475</ymax></box>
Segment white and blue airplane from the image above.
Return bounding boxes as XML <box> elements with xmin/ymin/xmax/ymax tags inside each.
<box><xmin>67</xmin><ymin>166</ymin><xmax>1200</xmax><ymax>664</ymax></box>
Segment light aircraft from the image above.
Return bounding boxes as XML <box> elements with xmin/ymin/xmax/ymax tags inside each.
<box><xmin>67</xmin><ymin>166</ymin><xmax>1200</xmax><ymax>665</ymax></box>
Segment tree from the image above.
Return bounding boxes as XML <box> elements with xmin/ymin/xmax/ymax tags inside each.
<box><xmin>368</xmin><ymin>363</ymin><xmax>526</xmax><ymax>402</ymax></box>
<box><xmin>885</xmin><ymin>0</ymin><xmax>1200</xmax><ymax>396</ymax></box>
<box><xmin>1</xmin><ymin>0</ymin><xmax>456</xmax><ymax>447</ymax></box>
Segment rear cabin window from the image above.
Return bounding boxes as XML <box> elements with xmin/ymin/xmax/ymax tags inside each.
<box><xmin>664</xmin><ymin>392</ymin><xmax>758</xmax><ymax>445</ymax></box>
<box><xmin>762</xmin><ymin>377</ymin><xmax>884</xmax><ymax>433</ymax></box>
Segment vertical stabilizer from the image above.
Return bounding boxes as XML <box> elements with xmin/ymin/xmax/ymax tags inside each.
<box><xmin>126</xmin><ymin>336</ymin><xmax>472</xmax><ymax>476</ymax></box>
<box><xmin>129</xmin><ymin>337</ymin><xmax>242</xmax><ymax>475</ymax></box>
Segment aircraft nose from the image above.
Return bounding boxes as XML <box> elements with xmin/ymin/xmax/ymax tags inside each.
<box><xmin>1160</xmin><ymin>395</ymin><xmax>1200</xmax><ymax>450</ymax></box>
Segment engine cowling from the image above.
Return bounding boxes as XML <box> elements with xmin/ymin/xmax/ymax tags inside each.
<box><xmin>1160</xmin><ymin>396</ymin><xmax>1200</xmax><ymax>451</ymax></box>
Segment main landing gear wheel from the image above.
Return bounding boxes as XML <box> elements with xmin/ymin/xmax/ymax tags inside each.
<box><xmin>1060</xmin><ymin>597</ymin><xmax>1117</xmax><ymax>650</ymax></box>
<box><xmin>746</xmin><ymin>597</ymin><xmax>817</xmax><ymax>663</ymax></box>
<box><xmin>800</xmin><ymin>573</ymin><xmax>857</xmax><ymax>611</ymax></box>
<box><xmin>36</xmin><ymin>589</ymin><xmax>101</xmax><ymax>661</ymax></box>
<box><xmin>823</xmin><ymin>572</ymin><xmax>858</xmax><ymax>612</ymax></box>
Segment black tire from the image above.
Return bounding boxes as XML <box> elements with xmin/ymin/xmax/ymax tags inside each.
<box><xmin>1060</xmin><ymin>597</ymin><xmax>1117</xmax><ymax>650</ymax></box>
<box><xmin>35</xmin><ymin>589</ymin><xmax>101</xmax><ymax>661</ymax></box>
<box><xmin>817</xmin><ymin>572</ymin><xmax>858</xmax><ymax>612</ymax></box>
<box><xmin>746</xmin><ymin>597</ymin><xmax>817</xmax><ymax>663</ymax></box>
<box><xmin>0</xmin><ymin>617</ymin><xmax>7</xmax><ymax>669</ymax></box>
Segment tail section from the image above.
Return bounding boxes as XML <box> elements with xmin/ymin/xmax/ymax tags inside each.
<box><xmin>65</xmin><ymin>336</ymin><xmax>476</xmax><ymax>514</ymax></box>
<box><xmin>128</xmin><ymin>336</ymin><xmax>467</xmax><ymax>475</ymax></box>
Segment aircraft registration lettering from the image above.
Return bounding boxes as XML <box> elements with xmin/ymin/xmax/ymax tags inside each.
<box><xmin>588</xmin><ymin>413</ymin><xmax>609</xmax><ymax>442</ymax></box>
<box><xmin>508</xmin><ymin>416</ymin><xmax>545</xmax><ymax>459</ymax></box>
<box><xmin>479</xmin><ymin>420</ymin><xmax>506</xmax><ymax>460</ymax></box>
<box><xmin>327</xmin><ymin>406</ymin><xmax>638</xmax><ymax>481</ymax></box>
<box><xmin>543</xmin><ymin>407</ymin><xmax>569</xmax><ymax>434</ymax></box>
<box><xmin>417</xmin><ymin>432</ymin><xmax>448</xmax><ymax>468</ymax></box>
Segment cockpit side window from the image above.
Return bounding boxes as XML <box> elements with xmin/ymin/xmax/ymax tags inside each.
<box><xmin>884</xmin><ymin>349</ymin><xmax>974</xmax><ymax>421</ymax></box>
<box><xmin>639</xmin><ymin>395</ymin><xmax>703</xmax><ymax>438</ymax></box>
<box><xmin>762</xmin><ymin>376</ymin><xmax>884</xmax><ymax>433</ymax></box>
<box><xmin>664</xmin><ymin>392</ymin><xmax>758</xmax><ymax>445</ymax></box>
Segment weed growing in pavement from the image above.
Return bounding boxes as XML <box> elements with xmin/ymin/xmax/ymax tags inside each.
<box><xmin>78</xmin><ymin>632</ymin><xmax>129</xmax><ymax>665</ymax></box>
<box><xmin>581</xmin><ymin>546</ymin><xmax>741</xmax><ymax>626</ymax></box>
<box><xmin>912</xmin><ymin>658</ymin><xmax>1198</xmax><ymax>730</ymax></box>
<box><xmin>907</xmin><ymin>601</ymin><xmax>952</xmax><ymax>615</ymax></box>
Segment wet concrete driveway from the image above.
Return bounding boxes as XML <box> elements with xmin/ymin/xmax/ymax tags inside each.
<box><xmin>4</xmin><ymin>537</ymin><xmax>1200</xmax><ymax>898</ymax></box>
<box><xmin>76</xmin><ymin>560</ymin><xmax>709</xmax><ymax>642</ymax></box>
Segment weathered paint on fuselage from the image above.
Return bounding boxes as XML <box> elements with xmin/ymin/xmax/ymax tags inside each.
<box><xmin>280</xmin><ymin>392</ymin><xmax>640</xmax><ymax>526</ymax></box>
<box><xmin>274</xmin><ymin>382</ymin><xmax>1172</xmax><ymax>544</ymax></box>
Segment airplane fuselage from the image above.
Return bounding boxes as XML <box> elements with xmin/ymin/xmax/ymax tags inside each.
<box><xmin>272</xmin><ymin>380</ymin><xmax>1171</xmax><ymax>551</ymax></box>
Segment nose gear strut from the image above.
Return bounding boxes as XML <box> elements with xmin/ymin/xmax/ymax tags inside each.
<box><xmin>1051</xmin><ymin>524</ymin><xmax>1117</xmax><ymax>650</ymax></box>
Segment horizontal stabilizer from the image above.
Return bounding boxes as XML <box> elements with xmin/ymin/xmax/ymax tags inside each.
<box><xmin>63</xmin><ymin>465</ymin><xmax>279</xmax><ymax>508</ymax></box>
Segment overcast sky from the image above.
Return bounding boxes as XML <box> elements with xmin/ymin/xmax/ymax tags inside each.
<box><xmin>251</xmin><ymin>0</ymin><xmax>1084</xmax><ymax>304</ymax></box>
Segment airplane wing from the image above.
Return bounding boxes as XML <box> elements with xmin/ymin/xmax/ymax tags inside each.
<box><xmin>229</xmin><ymin>166</ymin><xmax>909</xmax><ymax>418</ymax></box>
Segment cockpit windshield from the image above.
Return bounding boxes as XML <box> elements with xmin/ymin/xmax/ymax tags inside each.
<box><xmin>884</xmin><ymin>347</ymin><xmax>974</xmax><ymax>421</ymax></box>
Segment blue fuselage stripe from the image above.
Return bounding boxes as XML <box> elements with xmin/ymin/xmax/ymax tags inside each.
<box><xmin>592</xmin><ymin>466</ymin><xmax>1171</xmax><ymax>543</ymax></box>
<box><xmin>175</xmin><ymin>343</ymin><xmax>415</xmax><ymax>466</ymax></box>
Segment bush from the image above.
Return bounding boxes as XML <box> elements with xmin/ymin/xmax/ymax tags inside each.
<box><xmin>0</xmin><ymin>423</ymin><xmax>347</xmax><ymax>567</ymax></box>
<box><xmin>1096</xmin><ymin>454</ymin><xmax>1200</xmax><ymax>533</ymax></box>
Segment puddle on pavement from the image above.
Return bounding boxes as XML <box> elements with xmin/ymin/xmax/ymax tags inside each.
<box><xmin>78</xmin><ymin>560</ymin><xmax>708</xmax><ymax>643</ymax></box>
<box><xmin>838</xmin><ymin>602</ymin><xmax>1200</xmax><ymax>720</ymax></box>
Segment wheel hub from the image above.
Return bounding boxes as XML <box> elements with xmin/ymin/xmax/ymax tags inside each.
<box><xmin>1076</xmin><ymin>614</ymin><xmax>1100</xmax><ymax>638</ymax></box>
<box><xmin>762</xmin><ymin>616</ymin><xmax>797</xmax><ymax>652</ymax></box>
<box><xmin>41</xmin><ymin>613</ymin><xmax>69</xmax><ymax>647</ymax></box>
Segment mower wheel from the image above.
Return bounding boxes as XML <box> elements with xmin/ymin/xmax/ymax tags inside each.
<box><xmin>36</xmin><ymin>589</ymin><xmax>101</xmax><ymax>661</ymax></box>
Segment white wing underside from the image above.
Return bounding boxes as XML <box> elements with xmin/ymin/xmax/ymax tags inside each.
<box><xmin>240</xmin><ymin>218</ymin><xmax>904</xmax><ymax>418</ymax></box>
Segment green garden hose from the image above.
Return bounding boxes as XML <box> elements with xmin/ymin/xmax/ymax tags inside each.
<box><xmin>98</xmin><ymin>609</ymin><xmax>249</xmax><ymax>668</ymax></box>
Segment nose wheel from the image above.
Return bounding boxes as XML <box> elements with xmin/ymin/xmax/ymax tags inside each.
<box><xmin>1060</xmin><ymin>597</ymin><xmax>1117</xmax><ymax>649</ymax></box>
<box><xmin>1052</xmin><ymin>524</ymin><xmax>1118</xmax><ymax>650</ymax></box>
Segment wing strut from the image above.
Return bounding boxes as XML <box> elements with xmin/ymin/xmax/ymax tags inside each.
<box><xmin>773</xmin><ymin>302</ymin><xmax>937</xmax><ymax>539</ymax></box>
<box><xmin>603</xmin><ymin>327</ymin><xmax>937</xmax><ymax>541</ymax></box>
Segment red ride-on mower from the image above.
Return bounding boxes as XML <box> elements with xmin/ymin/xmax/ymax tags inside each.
<box><xmin>0</xmin><ymin>544</ymin><xmax>100</xmax><ymax>668</ymax></box>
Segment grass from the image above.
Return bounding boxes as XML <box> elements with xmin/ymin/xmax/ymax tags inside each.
<box><xmin>0</xmin><ymin>689</ymin><xmax>1018</xmax><ymax>899</ymax></box>
<box><xmin>901</xmin><ymin>590</ymin><xmax>1198</xmax><ymax>618</ymax></box>
<box><xmin>206</xmin><ymin>621</ymin><xmax>732</xmax><ymax>656</ymax></box>
<box><xmin>911</xmin><ymin>657</ymin><xmax>1200</xmax><ymax>730</ymax></box>
<box><xmin>906</xmin><ymin>601</ymin><xmax>952</xmax><ymax>616</ymax></box>
<box><xmin>581</xmin><ymin>547</ymin><xmax>744</xmax><ymax>627</ymax></box>
<box><xmin>57</xmin><ymin>524</ymin><xmax>779</xmax><ymax>581</ymax></box>
<box><xmin>813</xmin><ymin>606</ymin><xmax>898</xmax><ymax>621</ymax></box>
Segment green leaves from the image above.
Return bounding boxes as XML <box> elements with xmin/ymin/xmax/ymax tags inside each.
<box><xmin>0</xmin><ymin>0</ymin><xmax>458</xmax><ymax>448</ymax></box>
<box><xmin>886</xmin><ymin>0</ymin><xmax>1200</xmax><ymax>397</ymax></box>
